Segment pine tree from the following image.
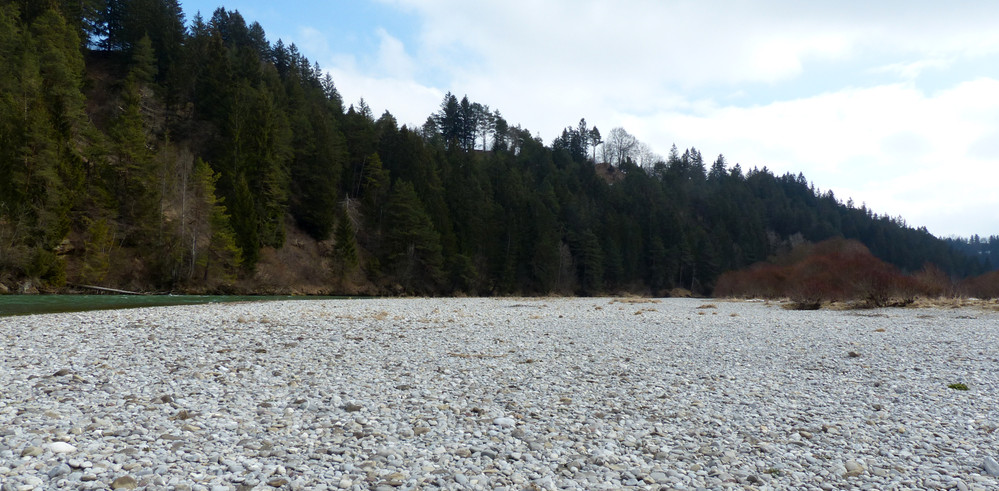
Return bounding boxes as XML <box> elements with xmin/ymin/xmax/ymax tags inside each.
<box><xmin>572</xmin><ymin>228</ymin><xmax>603</xmax><ymax>294</ymax></box>
<box><xmin>332</xmin><ymin>205</ymin><xmax>358</xmax><ymax>277</ymax></box>
<box><xmin>0</xmin><ymin>7</ymin><xmax>92</xmax><ymax>284</ymax></box>
<box><xmin>108</xmin><ymin>72</ymin><xmax>159</xmax><ymax>245</ymax></box>
<box><xmin>130</xmin><ymin>34</ymin><xmax>157</xmax><ymax>84</ymax></box>
<box><xmin>588</xmin><ymin>126</ymin><xmax>602</xmax><ymax>162</ymax></box>
<box><xmin>434</xmin><ymin>92</ymin><xmax>462</xmax><ymax>151</ymax></box>
<box><xmin>57</xmin><ymin>0</ymin><xmax>104</xmax><ymax>48</ymax></box>
<box><xmin>0</xmin><ymin>4</ymin><xmax>25</xmax><ymax>219</ymax></box>
<box><xmin>383</xmin><ymin>181</ymin><xmax>444</xmax><ymax>292</ymax></box>
<box><xmin>216</xmin><ymin>77</ymin><xmax>291</xmax><ymax>265</ymax></box>
<box><xmin>287</xmin><ymin>72</ymin><xmax>346</xmax><ymax>240</ymax></box>
<box><xmin>342</xmin><ymin>105</ymin><xmax>377</xmax><ymax>196</ymax></box>
<box><xmin>180</xmin><ymin>158</ymin><xmax>242</xmax><ymax>285</ymax></box>
<box><xmin>79</xmin><ymin>217</ymin><xmax>115</xmax><ymax>284</ymax></box>
<box><xmin>359</xmin><ymin>153</ymin><xmax>390</xmax><ymax>228</ymax></box>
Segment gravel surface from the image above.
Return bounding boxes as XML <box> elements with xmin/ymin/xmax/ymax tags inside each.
<box><xmin>2</xmin><ymin>297</ymin><xmax>998</xmax><ymax>490</ymax></box>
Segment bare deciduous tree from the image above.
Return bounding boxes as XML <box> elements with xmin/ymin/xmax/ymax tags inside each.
<box><xmin>635</xmin><ymin>142</ymin><xmax>662</xmax><ymax>168</ymax></box>
<box><xmin>605</xmin><ymin>127</ymin><xmax>638</xmax><ymax>165</ymax></box>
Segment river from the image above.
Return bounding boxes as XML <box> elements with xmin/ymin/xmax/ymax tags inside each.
<box><xmin>0</xmin><ymin>294</ymin><xmax>349</xmax><ymax>316</ymax></box>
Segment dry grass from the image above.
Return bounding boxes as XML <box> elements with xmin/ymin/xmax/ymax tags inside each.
<box><xmin>668</xmin><ymin>288</ymin><xmax>693</xmax><ymax>298</ymax></box>
<box><xmin>782</xmin><ymin>300</ymin><xmax>822</xmax><ymax>311</ymax></box>
<box><xmin>611</xmin><ymin>298</ymin><xmax>661</xmax><ymax>305</ymax></box>
<box><xmin>447</xmin><ymin>352</ymin><xmax>506</xmax><ymax>359</ymax></box>
<box><xmin>909</xmin><ymin>297</ymin><xmax>985</xmax><ymax>309</ymax></box>
<box><xmin>779</xmin><ymin>296</ymin><xmax>999</xmax><ymax>312</ymax></box>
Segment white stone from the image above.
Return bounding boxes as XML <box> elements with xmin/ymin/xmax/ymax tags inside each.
<box><xmin>48</xmin><ymin>442</ymin><xmax>77</xmax><ymax>454</ymax></box>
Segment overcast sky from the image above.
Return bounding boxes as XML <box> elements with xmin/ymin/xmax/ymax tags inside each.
<box><xmin>180</xmin><ymin>0</ymin><xmax>999</xmax><ymax>238</ymax></box>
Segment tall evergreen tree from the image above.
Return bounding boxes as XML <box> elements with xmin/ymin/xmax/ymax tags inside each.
<box><xmin>332</xmin><ymin>204</ymin><xmax>358</xmax><ymax>277</ymax></box>
<box><xmin>287</xmin><ymin>69</ymin><xmax>346</xmax><ymax>240</ymax></box>
<box><xmin>383</xmin><ymin>181</ymin><xmax>444</xmax><ymax>292</ymax></box>
<box><xmin>108</xmin><ymin>72</ymin><xmax>159</xmax><ymax>245</ymax></box>
<box><xmin>0</xmin><ymin>7</ymin><xmax>91</xmax><ymax>284</ymax></box>
<box><xmin>179</xmin><ymin>157</ymin><xmax>242</xmax><ymax>284</ymax></box>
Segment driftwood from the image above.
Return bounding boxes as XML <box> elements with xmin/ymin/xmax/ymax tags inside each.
<box><xmin>71</xmin><ymin>284</ymin><xmax>146</xmax><ymax>295</ymax></box>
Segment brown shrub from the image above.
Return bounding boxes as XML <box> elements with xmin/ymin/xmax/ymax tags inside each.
<box><xmin>715</xmin><ymin>263</ymin><xmax>787</xmax><ymax>299</ymax></box>
<box><xmin>960</xmin><ymin>270</ymin><xmax>999</xmax><ymax>299</ymax></box>
<box><xmin>911</xmin><ymin>263</ymin><xmax>955</xmax><ymax>298</ymax></box>
<box><xmin>715</xmin><ymin>238</ymin><xmax>923</xmax><ymax>307</ymax></box>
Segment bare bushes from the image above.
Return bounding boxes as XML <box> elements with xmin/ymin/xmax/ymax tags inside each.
<box><xmin>715</xmin><ymin>238</ymin><xmax>951</xmax><ymax>308</ymax></box>
<box><xmin>959</xmin><ymin>270</ymin><xmax>999</xmax><ymax>299</ymax></box>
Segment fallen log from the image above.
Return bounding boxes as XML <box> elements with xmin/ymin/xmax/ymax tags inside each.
<box><xmin>70</xmin><ymin>284</ymin><xmax>146</xmax><ymax>295</ymax></box>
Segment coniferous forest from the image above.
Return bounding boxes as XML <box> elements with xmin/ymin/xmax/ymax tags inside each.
<box><xmin>0</xmin><ymin>1</ymin><xmax>992</xmax><ymax>296</ymax></box>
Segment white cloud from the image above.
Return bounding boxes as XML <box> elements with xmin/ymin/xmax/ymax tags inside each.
<box><xmin>327</xmin><ymin>66</ymin><xmax>442</xmax><ymax>127</ymax></box>
<box><xmin>322</xmin><ymin>0</ymin><xmax>999</xmax><ymax>235</ymax></box>
<box><xmin>300</xmin><ymin>23</ymin><xmax>440</xmax><ymax>128</ymax></box>
<box><xmin>374</xmin><ymin>28</ymin><xmax>417</xmax><ymax>79</ymax></box>
<box><xmin>381</xmin><ymin>0</ymin><xmax>999</xmax><ymax>87</ymax></box>
<box><xmin>297</xmin><ymin>26</ymin><xmax>332</xmax><ymax>60</ymax></box>
<box><xmin>873</xmin><ymin>59</ymin><xmax>951</xmax><ymax>80</ymax></box>
<box><xmin>625</xmin><ymin>79</ymin><xmax>999</xmax><ymax>236</ymax></box>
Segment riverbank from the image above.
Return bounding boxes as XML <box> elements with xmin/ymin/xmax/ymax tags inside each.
<box><xmin>0</xmin><ymin>294</ymin><xmax>354</xmax><ymax>317</ymax></box>
<box><xmin>1</xmin><ymin>298</ymin><xmax>997</xmax><ymax>489</ymax></box>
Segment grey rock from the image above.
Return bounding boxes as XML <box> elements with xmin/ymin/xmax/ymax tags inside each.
<box><xmin>111</xmin><ymin>475</ymin><xmax>138</xmax><ymax>489</ymax></box>
<box><xmin>48</xmin><ymin>463</ymin><xmax>72</xmax><ymax>478</ymax></box>
<box><xmin>20</xmin><ymin>446</ymin><xmax>43</xmax><ymax>457</ymax></box>
<box><xmin>984</xmin><ymin>456</ymin><xmax>999</xmax><ymax>476</ymax></box>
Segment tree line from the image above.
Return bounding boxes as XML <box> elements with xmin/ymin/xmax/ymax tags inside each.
<box><xmin>945</xmin><ymin>235</ymin><xmax>999</xmax><ymax>271</ymax></box>
<box><xmin>0</xmin><ymin>1</ymin><xmax>989</xmax><ymax>295</ymax></box>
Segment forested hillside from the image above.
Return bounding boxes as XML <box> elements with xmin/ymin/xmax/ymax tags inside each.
<box><xmin>0</xmin><ymin>1</ymin><xmax>987</xmax><ymax>295</ymax></box>
<box><xmin>946</xmin><ymin>235</ymin><xmax>999</xmax><ymax>271</ymax></box>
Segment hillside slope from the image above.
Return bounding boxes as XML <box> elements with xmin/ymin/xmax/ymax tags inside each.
<box><xmin>0</xmin><ymin>3</ymin><xmax>986</xmax><ymax>295</ymax></box>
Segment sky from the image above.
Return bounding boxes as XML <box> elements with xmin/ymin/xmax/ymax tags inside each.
<box><xmin>179</xmin><ymin>0</ymin><xmax>999</xmax><ymax>238</ymax></box>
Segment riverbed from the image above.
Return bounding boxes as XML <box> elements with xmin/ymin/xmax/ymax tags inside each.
<box><xmin>1</xmin><ymin>297</ymin><xmax>997</xmax><ymax>490</ymax></box>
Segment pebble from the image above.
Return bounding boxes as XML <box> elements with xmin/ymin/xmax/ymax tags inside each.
<box><xmin>844</xmin><ymin>459</ymin><xmax>865</xmax><ymax>477</ymax></box>
<box><xmin>0</xmin><ymin>298</ymin><xmax>996</xmax><ymax>490</ymax></box>
<box><xmin>47</xmin><ymin>463</ymin><xmax>71</xmax><ymax>478</ymax></box>
<box><xmin>984</xmin><ymin>456</ymin><xmax>999</xmax><ymax>476</ymax></box>
<box><xmin>20</xmin><ymin>446</ymin><xmax>43</xmax><ymax>457</ymax></box>
<box><xmin>48</xmin><ymin>442</ymin><xmax>77</xmax><ymax>454</ymax></box>
<box><xmin>110</xmin><ymin>475</ymin><xmax>138</xmax><ymax>489</ymax></box>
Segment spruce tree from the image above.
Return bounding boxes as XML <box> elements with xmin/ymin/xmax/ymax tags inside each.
<box><xmin>287</xmin><ymin>73</ymin><xmax>346</xmax><ymax>240</ymax></box>
<box><xmin>332</xmin><ymin>205</ymin><xmax>359</xmax><ymax>277</ymax></box>
<box><xmin>383</xmin><ymin>181</ymin><xmax>444</xmax><ymax>292</ymax></box>
<box><xmin>193</xmin><ymin>158</ymin><xmax>242</xmax><ymax>283</ymax></box>
<box><xmin>1</xmin><ymin>7</ymin><xmax>92</xmax><ymax>284</ymax></box>
<box><xmin>108</xmin><ymin>72</ymin><xmax>158</xmax><ymax>246</ymax></box>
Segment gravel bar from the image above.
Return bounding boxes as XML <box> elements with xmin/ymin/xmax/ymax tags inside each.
<box><xmin>2</xmin><ymin>297</ymin><xmax>998</xmax><ymax>490</ymax></box>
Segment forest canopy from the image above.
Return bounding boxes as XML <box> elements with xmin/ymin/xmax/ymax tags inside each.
<box><xmin>0</xmin><ymin>1</ymin><xmax>991</xmax><ymax>296</ymax></box>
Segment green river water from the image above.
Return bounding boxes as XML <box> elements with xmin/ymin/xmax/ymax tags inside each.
<box><xmin>0</xmin><ymin>295</ymin><xmax>348</xmax><ymax>317</ymax></box>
